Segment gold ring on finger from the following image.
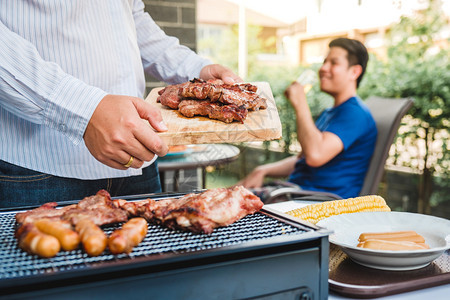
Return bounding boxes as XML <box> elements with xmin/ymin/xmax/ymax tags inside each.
<box><xmin>123</xmin><ymin>156</ymin><xmax>134</xmax><ymax>168</ymax></box>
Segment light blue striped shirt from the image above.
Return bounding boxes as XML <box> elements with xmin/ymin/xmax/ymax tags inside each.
<box><xmin>0</xmin><ymin>0</ymin><xmax>210</xmax><ymax>179</ymax></box>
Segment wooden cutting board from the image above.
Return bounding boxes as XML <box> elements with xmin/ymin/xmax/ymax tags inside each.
<box><xmin>144</xmin><ymin>82</ymin><xmax>282</xmax><ymax>146</ymax></box>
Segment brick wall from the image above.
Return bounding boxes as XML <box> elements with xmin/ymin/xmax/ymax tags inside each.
<box><xmin>142</xmin><ymin>1</ymin><xmax>201</xmax><ymax>192</ymax></box>
<box><xmin>143</xmin><ymin>0</ymin><xmax>198</xmax><ymax>94</ymax></box>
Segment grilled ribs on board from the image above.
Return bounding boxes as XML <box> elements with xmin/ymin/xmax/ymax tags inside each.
<box><xmin>157</xmin><ymin>78</ymin><xmax>267</xmax><ymax>123</ymax></box>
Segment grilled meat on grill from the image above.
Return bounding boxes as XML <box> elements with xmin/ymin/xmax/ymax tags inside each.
<box><xmin>15</xmin><ymin>202</ymin><xmax>77</xmax><ymax>225</ymax></box>
<box><xmin>15</xmin><ymin>190</ymin><xmax>129</xmax><ymax>257</ymax></box>
<box><xmin>76</xmin><ymin>218</ymin><xmax>108</xmax><ymax>257</ymax></box>
<box><xmin>15</xmin><ymin>190</ymin><xmax>127</xmax><ymax>227</ymax></box>
<box><xmin>62</xmin><ymin>190</ymin><xmax>128</xmax><ymax>226</ymax></box>
<box><xmin>113</xmin><ymin>198</ymin><xmax>154</xmax><ymax>218</ymax></box>
<box><xmin>108</xmin><ymin>217</ymin><xmax>148</xmax><ymax>254</ymax></box>
<box><xmin>178</xmin><ymin>100</ymin><xmax>248</xmax><ymax>123</ymax></box>
<box><xmin>15</xmin><ymin>223</ymin><xmax>61</xmax><ymax>258</ymax></box>
<box><xmin>14</xmin><ymin>187</ymin><xmax>263</xmax><ymax>258</ymax></box>
<box><xmin>137</xmin><ymin>186</ymin><xmax>264</xmax><ymax>234</ymax></box>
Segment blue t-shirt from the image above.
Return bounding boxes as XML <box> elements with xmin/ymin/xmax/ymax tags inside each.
<box><xmin>288</xmin><ymin>97</ymin><xmax>377</xmax><ymax>198</ymax></box>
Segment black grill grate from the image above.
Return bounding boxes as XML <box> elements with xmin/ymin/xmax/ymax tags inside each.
<box><xmin>0</xmin><ymin>210</ymin><xmax>309</xmax><ymax>280</ymax></box>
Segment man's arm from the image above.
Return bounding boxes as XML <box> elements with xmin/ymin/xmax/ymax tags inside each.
<box><xmin>1</xmin><ymin>20</ymin><xmax>168</xmax><ymax>171</ymax></box>
<box><xmin>0</xmin><ymin>20</ymin><xmax>105</xmax><ymax>145</ymax></box>
<box><xmin>237</xmin><ymin>155</ymin><xmax>299</xmax><ymax>189</ymax></box>
<box><xmin>285</xmin><ymin>82</ymin><xmax>343</xmax><ymax>167</ymax></box>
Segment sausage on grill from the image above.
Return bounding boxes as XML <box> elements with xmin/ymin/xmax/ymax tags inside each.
<box><xmin>75</xmin><ymin>218</ymin><xmax>107</xmax><ymax>256</ymax></box>
<box><xmin>108</xmin><ymin>217</ymin><xmax>148</xmax><ymax>254</ymax></box>
<box><xmin>15</xmin><ymin>223</ymin><xmax>61</xmax><ymax>258</ymax></box>
<box><xmin>34</xmin><ymin>218</ymin><xmax>80</xmax><ymax>251</ymax></box>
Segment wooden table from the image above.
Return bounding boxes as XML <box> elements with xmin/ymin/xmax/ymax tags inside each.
<box><xmin>157</xmin><ymin>144</ymin><xmax>240</xmax><ymax>192</ymax></box>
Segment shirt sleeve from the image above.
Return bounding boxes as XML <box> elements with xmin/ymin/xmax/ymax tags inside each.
<box><xmin>132</xmin><ymin>0</ymin><xmax>212</xmax><ymax>84</ymax></box>
<box><xmin>323</xmin><ymin>103</ymin><xmax>372</xmax><ymax>151</ymax></box>
<box><xmin>0</xmin><ymin>21</ymin><xmax>107</xmax><ymax>145</ymax></box>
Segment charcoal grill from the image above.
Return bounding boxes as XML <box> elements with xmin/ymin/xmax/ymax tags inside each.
<box><xmin>0</xmin><ymin>192</ymin><xmax>330</xmax><ymax>300</ymax></box>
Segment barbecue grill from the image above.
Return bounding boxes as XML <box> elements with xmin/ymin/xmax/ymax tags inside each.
<box><xmin>0</xmin><ymin>192</ymin><xmax>331</xmax><ymax>300</ymax></box>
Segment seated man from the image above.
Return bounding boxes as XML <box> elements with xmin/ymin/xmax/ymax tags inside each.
<box><xmin>238</xmin><ymin>38</ymin><xmax>377</xmax><ymax>200</ymax></box>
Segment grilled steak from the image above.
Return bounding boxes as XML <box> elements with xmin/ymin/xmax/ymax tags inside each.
<box><xmin>157</xmin><ymin>78</ymin><xmax>267</xmax><ymax>123</ymax></box>
<box><xmin>179</xmin><ymin>79</ymin><xmax>266</xmax><ymax>110</ymax></box>
<box><xmin>218</xmin><ymin>88</ymin><xmax>267</xmax><ymax>110</ymax></box>
<box><xmin>137</xmin><ymin>186</ymin><xmax>264</xmax><ymax>234</ymax></box>
<box><xmin>178</xmin><ymin>100</ymin><xmax>248</xmax><ymax>123</ymax></box>
<box><xmin>157</xmin><ymin>82</ymin><xmax>187</xmax><ymax>109</ymax></box>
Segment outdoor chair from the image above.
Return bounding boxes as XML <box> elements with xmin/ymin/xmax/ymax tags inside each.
<box><xmin>264</xmin><ymin>96</ymin><xmax>414</xmax><ymax>204</ymax></box>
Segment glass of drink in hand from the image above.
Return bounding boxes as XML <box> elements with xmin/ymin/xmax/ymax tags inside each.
<box><xmin>296</xmin><ymin>69</ymin><xmax>317</xmax><ymax>93</ymax></box>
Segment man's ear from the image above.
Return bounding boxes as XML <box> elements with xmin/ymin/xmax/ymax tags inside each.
<box><xmin>350</xmin><ymin>64</ymin><xmax>363</xmax><ymax>81</ymax></box>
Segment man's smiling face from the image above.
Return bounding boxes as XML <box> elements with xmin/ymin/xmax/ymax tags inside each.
<box><xmin>319</xmin><ymin>46</ymin><xmax>358</xmax><ymax>97</ymax></box>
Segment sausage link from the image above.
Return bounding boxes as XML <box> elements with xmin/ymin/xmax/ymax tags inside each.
<box><xmin>108</xmin><ymin>217</ymin><xmax>148</xmax><ymax>254</ymax></box>
<box><xmin>17</xmin><ymin>224</ymin><xmax>61</xmax><ymax>258</ymax></box>
<box><xmin>357</xmin><ymin>239</ymin><xmax>430</xmax><ymax>251</ymax></box>
<box><xmin>34</xmin><ymin>218</ymin><xmax>80</xmax><ymax>251</ymax></box>
<box><xmin>358</xmin><ymin>230</ymin><xmax>426</xmax><ymax>243</ymax></box>
<box><xmin>75</xmin><ymin>219</ymin><xmax>107</xmax><ymax>256</ymax></box>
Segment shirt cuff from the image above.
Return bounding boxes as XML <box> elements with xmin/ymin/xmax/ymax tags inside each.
<box><xmin>189</xmin><ymin>58</ymin><xmax>213</xmax><ymax>80</ymax></box>
<box><xmin>44</xmin><ymin>75</ymin><xmax>107</xmax><ymax>145</ymax></box>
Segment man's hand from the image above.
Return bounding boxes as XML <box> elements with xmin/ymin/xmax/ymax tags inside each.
<box><xmin>199</xmin><ymin>64</ymin><xmax>243</xmax><ymax>84</ymax></box>
<box><xmin>236</xmin><ymin>156</ymin><xmax>299</xmax><ymax>189</ymax></box>
<box><xmin>83</xmin><ymin>95</ymin><xmax>169</xmax><ymax>170</ymax></box>
<box><xmin>236</xmin><ymin>168</ymin><xmax>266</xmax><ymax>189</ymax></box>
<box><xmin>284</xmin><ymin>81</ymin><xmax>307</xmax><ymax>111</ymax></box>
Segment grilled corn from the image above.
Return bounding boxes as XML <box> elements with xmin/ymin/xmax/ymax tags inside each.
<box><xmin>285</xmin><ymin>195</ymin><xmax>390</xmax><ymax>224</ymax></box>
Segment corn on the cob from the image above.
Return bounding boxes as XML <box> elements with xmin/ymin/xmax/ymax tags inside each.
<box><xmin>285</xmin><ymin>195</ymin><xmax>390</xmax><ymax>224</ymax></box>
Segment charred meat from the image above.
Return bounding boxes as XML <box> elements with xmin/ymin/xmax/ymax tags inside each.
<box><xmin>137</xmin><ymin>186</ymin><xmax>264</xmax><ymax>234</ymax></box>
<box><xmin>157</xmin><ymin>78</ymin><xmax>267</xmax><ymax>123</ymax></box>
<box><xmin>157</xmin><ymin>82</ymin><xmax>187</xmax><ymax>109</ymax></box>
<box><xmin>178</xmin><ymin>100</ymin><xmax>248</xmax><ymax>123</ymax></box>
<box><xmin>179</xmin><ymin>79</ymin><xmax>266</xmax><ymax>110</ymax></box>
<box><xmin>61</xmin><ymin>190</ymin><xmax>128</xmax><ymax>226</ymax></box>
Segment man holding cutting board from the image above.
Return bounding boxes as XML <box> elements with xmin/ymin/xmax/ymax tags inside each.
<box><xmin>0</xmin><ymin>1</ymin><xmax>241</xmax><ymax>207</ymax></box>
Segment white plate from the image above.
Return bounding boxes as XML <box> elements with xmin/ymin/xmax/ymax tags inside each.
<box><xmin>317</xmin><ymin>211</ymin><xmax>450</xmax><ymax>271</ymax></box>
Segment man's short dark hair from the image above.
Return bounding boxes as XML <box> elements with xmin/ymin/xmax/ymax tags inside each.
<box><xmin>329</xmin><ymin>38</ymin><xmax>369</xmax><ymax>88</ymax></box>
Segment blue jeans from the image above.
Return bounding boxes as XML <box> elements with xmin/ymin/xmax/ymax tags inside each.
<box><xmin>0</xmin><ymin>160</ymin><xmax>161</xmax><ymax>208</ymax></box>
